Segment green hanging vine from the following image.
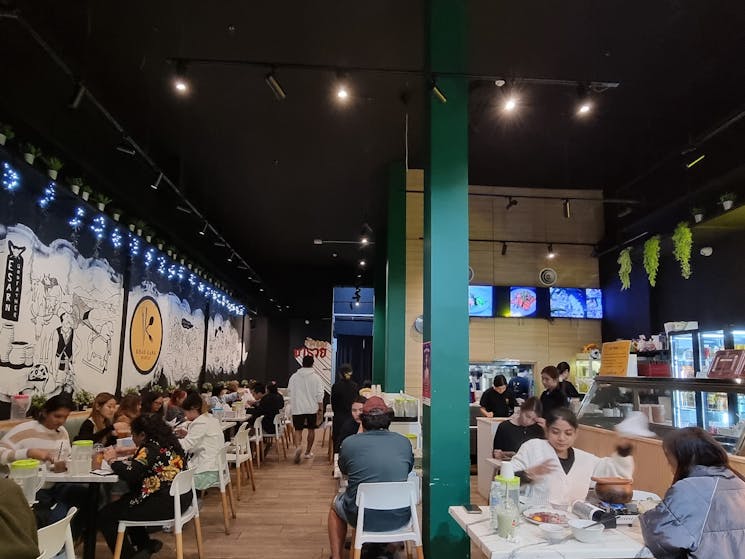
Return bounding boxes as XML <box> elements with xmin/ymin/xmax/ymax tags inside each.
<box><xmin>672</xmin><ymin>221</ymin><xmax>693</xmax><ymax>279</ymax></box>
<box><xmin>643</xmin><ymin>236</ymin><xmax>661</xmax><ymax>287</ymax></box>
<box><xmin>617</xmin><ymin>247</ymin><xmax>632</xmax><ymax>290</ymax></box>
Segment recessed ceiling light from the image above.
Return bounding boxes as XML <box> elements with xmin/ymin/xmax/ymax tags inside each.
<box><xmin>504</xmin><ymin>97</ymin><xmax>518</xmax><ymax>112</ymax></box>
<box><xmin>359</xmin><ymin>260</ymin><xmax>366</xmax><ymax>267</ymax></box>
<box><xmin>577</xmin><ymin>102</ymin><xmax>592</xmax><ymax>115</ymax></box>
<box><xmin>337</xmin><ymin>86</ymin><xmax>349</xmax><ymax>100</ymax></box>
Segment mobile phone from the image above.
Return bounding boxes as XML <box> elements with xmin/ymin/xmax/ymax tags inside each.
<box><xmin>463</xmin><ymin>504</ymin><xmax>482</xmax><ymax>514</ymax></box>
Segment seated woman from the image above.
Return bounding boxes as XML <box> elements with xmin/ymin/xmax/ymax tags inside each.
<box><xmin>640</xmin><ymin>427</ymin><xmax>745</xmax><ymax>558</ymax></box>
<box><xmin>492</xmin><ymin>397</ymin><xmax>545</xmax><ymax>460</ymax></box>
<box><xmin>177</xmin><ymin>391</ymin><xmax>224</xmax><ymax>491</ymax></box>
<box><xmin>511</xmin><ymin>408</ymin><xmax>633</xmax><ymax>505</ymax></box>
<box><xmin>140</xmin><ymin>391</ymin><xmax>165</xmax><ymax>418</ymax></box>
<box><xmin>98</xmin><ymin>414</ymin><xmax>190</xmax><ymax>559</ymax></box>
<box><xmin>75</xmin><ymin>392</ymin><xmax>127</xmax><ymax>446</ymax></box>
<box><xmin>246</xmin><ymin>381</ymin><xmax>285</xmax><ymax>434</ymax></box>
<box><xmin>208</xmin><ymin>384</ymin><xmax>228</xmax><ymax>410</ymax></box>
<box><xmin>0</xmin><ymin>395</ymin><xmax>84</xmax><ymax>530</ymax></box>
<box><xmin>114</xmin><ymin>393</ymin><xmax>141</xmax><ymax>430</ymax></box>
<box><xmin>539</xmin><ymin>366</ymin><xmax>569</xmax><ymax>420</ymax></box>
<box><xmin>164</xmin><ymin>389</ymin><xmax>187</xmax><ymax>423</ymax></box>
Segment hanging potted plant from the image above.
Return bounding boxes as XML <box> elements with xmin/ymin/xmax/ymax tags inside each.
<box><xmin>0</xmin><ymin>123</ymin><xmax>15</xmax><ymax>146</ymax></box>
<box><xmin>672</xmin><ymin>221</ymin><xmax>693</xmax><ymax>279</ymax></box>
<box><xmin>691</xmin><ymin>207</ymin><xmax>704</xmax><ymax>224</ymax></box>
<box><xmin>721</xmin><ymin>193</ymin><xmax>736</xmax><ymax>211</ymax></box>
<box><xmin>21</xmin><ymin>143</ymin><xmax>42</xmax><ymax>165</ymax></box>
<box><xmin>617</xmin><ymin>247</ymin><xmax>632</xmax><ymax>290</ymax></box>
<box><xmin>67</xmin><ymin>177</ymin><xmax>84</xmax><ymax>195</ymax></box>
<box><xmin>643</xmin><ymin>235</ymin><xmax>661</xmax><ymax>287</ymax></box>
<box><xmin>42</xmin><ymin>156</ymin><xmax>63</xmax><ymax>180</ymax></box>
<box><xmin>110</xmin><ymin>207</ymin><xmax>122</xmax><ymax>222</ymax></box>
<box><xmin>92</xmin><ymin>193</ymin><xmax>112</xmax><ymax>212</ymax></box>
<box><xmin>80</xmin><ymin>184</ymin><xmax>93</xmax><ymax>201</ymax></box>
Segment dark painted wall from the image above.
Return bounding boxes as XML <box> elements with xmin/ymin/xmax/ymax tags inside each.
<box><xmin>601</xmin><ymin>233</ymin><xmax>745</xmax><ymax>340</ymax></box>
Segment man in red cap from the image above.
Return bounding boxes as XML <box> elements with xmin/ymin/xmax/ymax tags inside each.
<box><xmin>327</xmin><ymin>396</ymin><xmax>414</xmax><ymax>559</ymax></box>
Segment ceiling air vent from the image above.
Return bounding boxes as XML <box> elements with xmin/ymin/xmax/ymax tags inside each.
<box><xmin>538</xmin><ymin>268</ymin><xmax>558</xmax><ymax>286</ymax></box>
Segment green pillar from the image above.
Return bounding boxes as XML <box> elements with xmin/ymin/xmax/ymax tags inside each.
<box><xmin>384</xmin><ymin>161</ymin><xmax>407</xmax><ymax>392</ymax></box>
<box><xmin>372</xmin><ymin>228</ymin><xmax>387</xmax><ymax>387</ymax></box>
<box><xmin>423</xmin><ymin>1</ymin><xmax>470</xmax><ymax>557</ymax></box>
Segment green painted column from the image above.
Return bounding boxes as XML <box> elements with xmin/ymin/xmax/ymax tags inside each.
<box><xmin>384</xmin><ymin>160</ymin><xmax>407</xmax><ymax>392</ymax></box>
<box><xmin>423</xmin><ymin>1</ymin><xmax>470</xmax><ymax>558</ymax></box>
<box><xmin>372</xmin><ymin>228</ymin><xmax>387</xmax><ymax>387</ymax></box>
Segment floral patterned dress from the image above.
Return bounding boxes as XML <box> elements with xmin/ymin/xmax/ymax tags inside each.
<box><xmin>111</xmin><ymin>438</ymin><xmax>186</xmax><ymax>506</ymax></box>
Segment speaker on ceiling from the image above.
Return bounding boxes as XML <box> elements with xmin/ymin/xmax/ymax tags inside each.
<box><xmin>538</xmin><ymin>268</ymin><xmax>558</xmax><ymax>286</ymax></box>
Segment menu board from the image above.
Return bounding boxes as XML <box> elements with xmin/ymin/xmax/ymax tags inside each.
<box><xmin>599</xmin><ymin>341</ymin><xmax>633</xmax><ymax>376</ymax></box>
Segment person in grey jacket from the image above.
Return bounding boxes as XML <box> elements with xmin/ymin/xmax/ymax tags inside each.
<box><xmin>640</xmin><ymin>427</ymin><xmax>745</xmax><ymax>559</ymax></box>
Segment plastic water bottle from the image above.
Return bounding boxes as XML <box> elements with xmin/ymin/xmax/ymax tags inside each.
<box><xmin>489</xmin><ymin>480</ymin><xmax>503</xmax><ymax>531</ymax></box>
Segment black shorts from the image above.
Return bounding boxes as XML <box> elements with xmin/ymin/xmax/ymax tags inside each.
<box><xmin>292</xmin><ymin>413</ymin><xmax>317</xmax><ymax>430</ymax></box>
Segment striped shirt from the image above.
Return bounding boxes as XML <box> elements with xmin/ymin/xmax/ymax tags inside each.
<box><xmin>0</xmin><ymin>420</ymin><xmax>71</xmax><ymax>465</ymax></box>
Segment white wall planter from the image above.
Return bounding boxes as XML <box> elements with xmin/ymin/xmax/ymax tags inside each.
<box><xmin>0</xmin><ymin>133</ymin><xmax>6</xmax><ymax>146</ymax></box>
<box><xmin>47</xmin><ymin>169</ymin><xmax>58</xmax><ymax>180</ymax></box>
<box><xmin>112</xmin><ymin>213</ymin><xmax>121</xmax><ymax>222</ymax></box>
<box><xmin>723</xmin><ymin>200</ymin><xmax>734</xmax><ymax>211</ymax></box>
<box><xmin>70</xmin><ymin>184</ymin><xmax>81</xmax><ymax>195</ymax></box>
<box><xmin>96</xmin><ymin>202</ymin><xmax>106</xmax><ymax>211</ymax></box>
<box><xmin>81</xmin><ymin>191</ymin><xmax>90</xmax><ymax>201</ymax></box>
<box><xmin>693</xmin><ymin>213</ymin><xmax>703</xmax><ymax>223</ymax></box>
<box><xmin>23</xmin><ymin>153</ymin><xmax>34</xmax><ymax>165</ymax></box>
<box><xmin>128</xmin><ymin>224</ymin><xmax>136</xmax><ymax>232</ymax></box>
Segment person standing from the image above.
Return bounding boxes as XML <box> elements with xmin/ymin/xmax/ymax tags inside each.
<box><xmin>557</xmin><ymin>361</ymin><xmax>580</xmax><ymax>399</ymax></box>
<box><xmin>479</xmin><ymin>374</ymin><xmax>517</xmax><ymax>417</ymax></box>
<box><xmin>330</xmin><ymin>364</ymin><xmax>358</xmax><ymax>452</ymax></box>
<box><xmin>287</xmin><ymin>355</ymin><xmax>324</xmax><ymax>463</ymax></box>
<box><xmin>539</xmin><ymin>366</ymin><xmax>569</xmax><ymax>420</ymax></box>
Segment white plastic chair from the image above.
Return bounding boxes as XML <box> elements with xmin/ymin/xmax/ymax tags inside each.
<box><xmin>282</xmin><ymin>403</ymin><xmax>294</xmax><ymax>445</ymax></box>
<box><xmin>227</xmin><ymin>427</ymin><xmax>256</xmax><ymax>497</ymax></box>
<box><xmin>248</xmin><ymin>415</ymin><xmax>264</xmax><ymax>468</ymax></box>
<box><xmin>263</xmin><ymin>412</ymin><xmax>288</xmax><ymax>461</ymax></box>
<box><xmin>113</xmin><ymin>469</ymin><xmax>203</xmax><ymax>559</ymax></box>
<box><xmin>352</xmin><ymin>481</ymin><xmax>423</xmax><ymax>559</ymax></box>
<box><xmin>321</xmin><ymin>404</ymin><xmax>334</xmax><ymax>447</ymax></box>
<box><xmin>202</xmin><ymin>444</ymin><xmax>236</xmax><ymax>534</ymax></box>
<box><xmin>37</xmin><ymin>506</ymin><xmax>77</xmax><ymax>559</ymax></box>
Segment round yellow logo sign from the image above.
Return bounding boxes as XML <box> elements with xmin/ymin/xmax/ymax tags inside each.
<box><xmin>129</xmin><ymin>296</ymin><xmax>163</xmax><ymax>374</ymax></box>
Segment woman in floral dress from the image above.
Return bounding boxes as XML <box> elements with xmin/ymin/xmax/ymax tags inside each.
<box><xmin>98</xmin><ymin>413</ymin><xmax>191</xmax><ymax>559</ymax></box>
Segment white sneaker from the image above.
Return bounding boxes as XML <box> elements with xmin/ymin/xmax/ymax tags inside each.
<box><xmin>304</xmin><ymin>452</ymin><xmax>314</xmax><ymax>459</ymax></box>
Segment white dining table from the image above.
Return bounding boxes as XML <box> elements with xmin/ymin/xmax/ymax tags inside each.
<box><xmin>220</xmin><ymin>420</ymin><xmax>237</xmax><ymax>431</ymax></box>
<box><xmin>42</xmin><ymin>469</ymin><xmax>120</xmax><ymax>559</ymax></box>
<box><xmin>449</xmin><ymin>505</ymin><xmax>653</xmax><ymax>559</ymax></box>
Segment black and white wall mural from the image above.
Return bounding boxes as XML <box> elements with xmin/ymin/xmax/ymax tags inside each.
<box><xmin>0</xmin><ymin>148</ymin><xmax>247</xmax><ymax>418</ymax></box>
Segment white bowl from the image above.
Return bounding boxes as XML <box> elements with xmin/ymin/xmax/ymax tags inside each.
<box><xmin>568</xmin><ymin>519</ymin><xmax>604</xmax><ymax>543</ymax></box>
<box><xmin>539</xmin><ymin>523</ymin><xmax>567</xmax><ymax>544</ymax></box>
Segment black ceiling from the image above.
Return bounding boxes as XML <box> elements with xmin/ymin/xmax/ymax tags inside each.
<box><xmin>1</xmin><ymin>1</ymin><xmax>744</xmax><ymax>317</ymax></box>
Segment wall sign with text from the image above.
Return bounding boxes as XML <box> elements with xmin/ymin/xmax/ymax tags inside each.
<box><xmin>129</xmin><ymin>296</ymin><xmax>163</xmax><ymax>374</ymax></box>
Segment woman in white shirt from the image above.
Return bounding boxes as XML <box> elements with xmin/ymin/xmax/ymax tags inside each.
<box><xmin>177</xmin><ymin>392</ymin><xmax>224</xmax><ymax>490</ymax></box>
<box><xmin>511</xmin><ymin>407</ymin><xmax>634</xmax><ymax>506</ymax></box>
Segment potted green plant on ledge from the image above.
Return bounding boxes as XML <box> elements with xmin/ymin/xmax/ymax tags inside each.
<box><xmin>29</xmin><ymin>394</ymin><xmax>47</xmax><ymax>416</ymax></box>
<box><xmin>110</xmin><ymin>207</ymin><xmax>123</xmax><ymax>222</ymax></box>
<box><xmin>721</xmin><ymin>193</ymin><xmax>736</xmax><ymax>211</ymax></box>
<box><xmin>73</xmin><ymin>389</ymin><xmax>94</xmax><ymax>411</ymax></box>
<box><xmin>22</xmin><ymin>143</ymin><xmax>42</xmax><ymax>165</ymax></box>
<box><xmin>93</xmin><ymin>193</ymin><xmax>112</xmax><ymax>212</ymax></box>
<box><xmin>0</xmin><ymin>123</ymin><xmax>15</xmax><ymax>146</ymax></box>
<box><xmin>68</xmin><ymin>177</ymin><xmax>84</xmax><ymax>195</ymax></box>
<box><xmin>42</xmin><ymin>156</ymin><xmax>64</xmax><ymax>180</ymax></box>
<box><xmin>81</xmin><ymin>184</ymin><xmax>93</xmax><ymax>201</ymax></box>
<box><xmin>691</xmin><ymin>207</ymin><xmax>704</xmax><ymax>223</ymax></box>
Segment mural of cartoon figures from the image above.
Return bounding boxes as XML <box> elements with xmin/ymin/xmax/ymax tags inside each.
<box><xmin>49</xmin><ymin>310</ymin><xmax>78</xmax><ymax>394</ymax></box>
<box><xmin>205</xmin><ymin>313</ymin><xmax>245</xmax><ymax>376</ymax></box>
<box><xmin>29</xmin><ymin>274</ymin><xmax>62</xmax><ymax>341</ymax></box>
<box><xmin>86</xmin><ymin>321</ymin><xmax>113</xmax><ymax>371</ymax></box>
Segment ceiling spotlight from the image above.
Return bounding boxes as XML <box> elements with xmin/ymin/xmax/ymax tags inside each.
<box><xmin>198</xmin><ymin>223</ymin><xmax>208</xmax><ymax>236</ymax></box>
<box><xmin>332</xmin><ymin>252</ymin><xmax>338</xmax><ymax>258</ymax></box>
<box><xmin>562</xmin><ymin>199</ymin><xmax>571</xmax><ymax>219</ymax></box>
<box><xmin>68</xmin><ymin>84</ymin><xmax>86</xmax><ymax>109</ymax></box>
<box><xmin>547</xmin><ymin>244</ymin><xmax>556</xmax><ymax>259</ymax></box>
<box><xmin>269</xmin><ymin>298</ymin><xmax>274</xmax><ymax>302</ymax></box>
<box><xmin>259</xmin><ymin>287</ymin><xmax>264</xmax><ymax>292</ymax></box>
<box><xmin>265</xmin><ymin>71</ymin><xmax>287</xmax><ymax>100</ymax></box>
<box><xmin>505</xmin><ymin>196</ymin><xmax>518</xmax><ymax>210</ymax></box>
<box><xmin>173</xmin><ymin>61</ymin><xmax>189</xmax><ymax>94</ymax></box>
<box><xmin>501</xmin><ymin>242</ymin><xmax>507</xmax><ymax>256</ymax></box>
<box><xmin>313</xmin><ymin>238</ymin><xmax>323</xmax><ymax>245</ymax></box>
<box><xmin>355</xmin><ymin>299</ymin><xmax>361</xmax><ymax>307</ymax></box>
<box><xmin>361</xmin><ymin>237</ymin><xmax>369</xmax><ymax>245</ymax></box>
<box><xmin>503</xmin><ymin>97</ymin><xmax>518</xmax><ymax>112</ymax></box>
<box><xmin>430</xmin><ymin>81</ymin><xmax>447</xmax><ymax>104</ymax></box>
<box><xmin>359</xmin><ymin>259</ymin><xmax>366</xmax><ymax>267</ymax></box>
<box><xmin>227</xmin><ymin>252</ymin><xmax>234</xmax><ymax>263</ymax></box>
<box><xmin>335</xmin><ymin>74</ymin><xmax>350</xmax><ymax>101</ymax></box>
<box><xmin>150</xmin><ymin>172</ymin><xmax>163</xmax><ymax>190</ymax></box>
<box><xmin>576</xmin><ymin>84</ymin><xmax>593</xmax><ymax>116</ymax></box>
<box><xmin>357</xmin><ymin>274</ymin><xmax>362</xmax><ymax>278</ymax></box>
<box><xmin>577</xmin><ymin>102</ymin><xmax>592</xmax><ymax>115</ymax></box>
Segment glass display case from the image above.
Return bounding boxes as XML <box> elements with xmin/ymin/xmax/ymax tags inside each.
<box><xmin>573</xmin><ymin>353</ymin><xmax>601</xmax><ymax>394</ymax></box>
<box><xmin>578</xmin><ymin>376</ymin><xmax>745</xmax><ymax>455</ymax></box>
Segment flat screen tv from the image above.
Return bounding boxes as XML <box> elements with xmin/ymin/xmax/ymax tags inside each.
<box><xmin>585</xmin><ymin>288</ymin><xmax>603</xmax><ymax>319</ymax></box>
<box><xmin>468</xmin><ymin>285</ymin><xmax>494</xmax><ymax>317</ymax></box>
<box><xmin>549</xmin><ymin>287</ymin><xmax>587</xmax><ymax>318</ymax></box>
<box><xmin>509</xmin><ymin>287</ymin><xmax>538</xmax><ymax>317</ymax></box>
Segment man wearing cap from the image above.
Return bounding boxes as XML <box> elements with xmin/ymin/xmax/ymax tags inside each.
<box><xmin>328</xmin><ymin>396</ymin><xmax>414</xmax><ymax>559</ymax></box>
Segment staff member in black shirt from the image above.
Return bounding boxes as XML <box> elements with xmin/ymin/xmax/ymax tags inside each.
<box><xmin>539</xmin><ymin>366</ymin><xmax>569</xmax><ymax>420</ymax></box>
<box><xmin>479</xmin><ymin>374</ymin><xmax>517</xmax><ymax>417</ymax></box>
<box><xmin>557</xmin><ymin>361</ymin><xmax>580</xmax><ymax>399</ymax></box>
<box><xmin>492</xmin><ymin>397</ymin><xmax>545</xmax><ymax>460</ymax></box>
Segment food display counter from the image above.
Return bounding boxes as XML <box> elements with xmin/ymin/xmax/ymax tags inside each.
<box><xmin>576</xmin><ymin>375</ymin><xmax>745</xmax><ymax>498</ymax></box>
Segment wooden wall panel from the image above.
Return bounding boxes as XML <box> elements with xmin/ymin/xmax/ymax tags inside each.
<box><xmin>404</xmin><ymin>175</ymin><xmax>604</xmax><ymax>397</ymax></box>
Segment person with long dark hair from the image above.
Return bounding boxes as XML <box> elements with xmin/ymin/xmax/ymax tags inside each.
<box><xmin>511</xmin><ymin>408</ymin><xmax>633</xmax><ymax>505</ymax></box>
<box><xmin>557</xmin><ymin>361</ymin><xmax>580</xmax><ymax>399</ymax></box>
<box><xmin>115</xmin><ymin>393</ymin><xmax>141</xmax><ymax>428</ymax></box>
<box><xmin>99</xmin><ymin>413</ymin><xmax>190</xmax><ymax>558</ymax></box>
<box><xmin>75</xmin><ymin>392</ymin><xmax>126</xmax><ymax>446</ymax></box>
<box><xmin>479</xmin><ymin>374</ymin><xmax>517</xmax><ymax>417</ymax></box>
<box><xmin>330</xmin><ymin>364</ymin><xmax>358</xmax><ymax>451</ymax></box>
<box><xmin>641</xmin><ymin>427</ymin><xmax>745</xmax><ymax>558</ymax></box>
<box><xmin>492</xmin><ymin>397</ymin><xmax>545</xmax><ymax>460</ymax></box>
<box><xmin>140</xmin><ymin>391</ymin><xmax>165</xmax><ymax>417</ymax></box>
